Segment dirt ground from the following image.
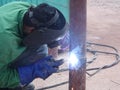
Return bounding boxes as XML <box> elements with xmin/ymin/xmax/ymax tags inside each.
<box><xmin>32</xmin><ymin>0</ymin><xmax>120</xmax><ymax>90</ymax></box>
<box><xmin>87</xmin><ymin>0</ymin><xmax>120</xmax><ymax>90</ymax></box>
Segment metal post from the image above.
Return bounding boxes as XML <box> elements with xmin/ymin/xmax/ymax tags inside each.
<box><xmin>69</xmin><ymin>0</ymin><xmax>86</xmax><ymax>90</ymax></box>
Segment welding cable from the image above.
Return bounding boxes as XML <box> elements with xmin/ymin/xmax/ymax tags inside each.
<box><xmin>86</xmin><ymin>42</ymin><xmax>119</xmax><ymax>53</ymax></box>
<box><xmin>86</xmin><ymin>57</ymin><xmax>120</xmax><ymax>77</ymax></box>
<box><xmin>87</xmin><ymin>59</ymin><xmax>120</xmax><ymax>71</ymax></box>
<box><xmin>86</xmin><ymin>53</ymin><xmax>98</xmax><ymax>64</ymax></box>
<box><xmin>36</xmin><ymin>81</ymin><xmax>68</xmax><ymax>90</ymax></box>
<box><xmin>87</xmin><ymin>50</ymin><xmax>119</xmax><ymax>58</ymax></box>
<box><xmin>86</xmin><ymin>42</ymin><xmax>120</xmax><ymax>76</ymax></box>
<box><xmin>86</xmin><ymin>49</ymin><xmax>120</xmax><ymax>70</ymax></box>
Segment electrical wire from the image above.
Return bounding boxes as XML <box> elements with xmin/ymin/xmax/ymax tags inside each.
<box><xmin>86</xmin><ymin>42</ymin><xmax>120</xmax><ymax>76</ymax></box>
<box><xmin>36</xmin><ymin>81</ymin><xmax>68</xmax><ymax>90</ymax></box>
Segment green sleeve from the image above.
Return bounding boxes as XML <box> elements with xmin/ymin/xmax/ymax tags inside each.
<box><xmin>0</xmin><ymin>32</ymin><xmax>25</xmax><ymax>88</ymax></box>
<box><xmin>0</xmin><ymin>67</ymin><xmax>20</xmax><ymax>88</ymax></box>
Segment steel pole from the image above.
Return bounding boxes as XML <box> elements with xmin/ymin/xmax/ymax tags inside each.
<box><xmin>69</xmin><ymin>0</ymin><xmax>87</xmax><ymax>90</ymax></box>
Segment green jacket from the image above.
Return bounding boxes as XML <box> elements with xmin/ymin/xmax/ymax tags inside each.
<box><xmin>0</xmin><ymin>1</ymin><xmax>32</xmax><ymax>88</ymax></box>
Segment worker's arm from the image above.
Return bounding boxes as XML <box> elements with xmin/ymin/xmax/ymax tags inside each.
<box><xmin>0</xmin><ymin>33</ymin><xmax>64</xmax><ymax>87</ymax></box>
<box><xmin>9</xmin><ymin>44</ymin><xmax>48</xmax><ymax>68</ymax></box>
<box><xmin>0</xmin><ymin>33</ymin><xmax>25</xmax><ymax>88</ymax></box>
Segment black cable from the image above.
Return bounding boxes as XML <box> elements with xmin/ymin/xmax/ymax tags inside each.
<box><xmin>36</xmin><ymin>81</ymin><xmax>68</xmax><ymax>90</ymax></box>
<box><xmin>87</xmin><ymin>42</ymin><xmax>119</xmax><ymax>53</ymax></box>
<box><xmin>86</xmin><ymin>42</ymin><xmax>120</xmax><ymax>76</ymax></box>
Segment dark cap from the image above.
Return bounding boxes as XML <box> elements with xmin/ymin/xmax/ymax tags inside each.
<box><xmin>29</xmin><ymin>3</ymin><xmax>66</xmax><ymax>30</ymax></box>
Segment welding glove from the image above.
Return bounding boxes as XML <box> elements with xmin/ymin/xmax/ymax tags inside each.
<box><xmin>18</xmin><ymin>56</ymin><xmax>64</xmax><ymax>85</ymax></box>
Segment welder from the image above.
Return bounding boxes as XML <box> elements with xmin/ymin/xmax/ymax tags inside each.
<box><xmin>0</xmin><ymin>1</ymin><xmax>68</xmax><ymax>90</ymax></box>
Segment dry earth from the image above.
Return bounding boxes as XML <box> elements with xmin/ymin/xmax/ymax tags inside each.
<box><xmin>32</xmin><ymin>0</ymin><xmax>120</xmax><ymax>90</ymax></box>
<box><xmin>87</xmin><ymin>0</ymin><xmax>120</xmax><ymax>90</ymax></box>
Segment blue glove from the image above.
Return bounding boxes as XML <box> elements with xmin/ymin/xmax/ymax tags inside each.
<box><xmin>18</xmin><ymin>56</ymin><xmax>64</xmax><ymax>85</ymax></box>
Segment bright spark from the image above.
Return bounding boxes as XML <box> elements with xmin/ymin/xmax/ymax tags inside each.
<box><xmin>68</xmin><ymin>46</ymin><xmax>84</xmax><ymax>70</ymax></box>
<box><xmin>69</xmin><ymin>52</ymin><xmax>79</xmax><ymax>69</ymax></box>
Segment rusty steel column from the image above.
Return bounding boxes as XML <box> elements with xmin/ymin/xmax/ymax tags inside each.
<box><xmin>69</xmin><ymin>0</ymin><xmax>87</xmax><ymax>90</ymax></box>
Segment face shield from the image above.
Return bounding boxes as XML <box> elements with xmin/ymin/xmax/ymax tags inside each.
<box><xmin>23</xmin><ymin>22</ymin><xmax>68</xmax><ymax>48</ymax></box>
